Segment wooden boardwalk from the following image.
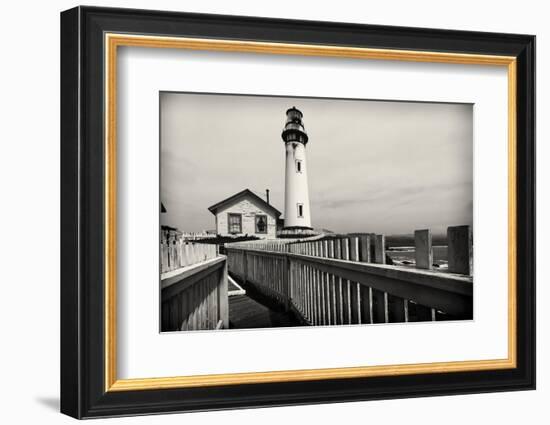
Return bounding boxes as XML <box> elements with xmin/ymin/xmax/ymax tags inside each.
<box><xmin>228</xmin><ymin>294</ymin><xmax>300</xmax><ymax>329</ymax></box>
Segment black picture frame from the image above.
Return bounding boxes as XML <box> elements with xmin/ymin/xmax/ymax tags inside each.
<box><xmin>60</xmin><ymin>6</ymin><xmax>535</xmax><ymax>419</ymax></box>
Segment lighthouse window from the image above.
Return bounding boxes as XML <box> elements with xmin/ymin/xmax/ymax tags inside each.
<box><xmin>255</xmin><ymin>215</ymin><xmax>268</xmax><ymax>234</ymax></box>
<box><xmin>296</xmin><ymin>160</ymin><xmax>302</xmax><ymax>173</ymax></box>
<box><xmin>297</xmin><ymin>203</ymin><xmax>304</xmax><ymax>218</ymax></box>
<box><xmin>228</xmin><ymin>213</ymin><xmax>242</xmax><ymax>234</ymax></box>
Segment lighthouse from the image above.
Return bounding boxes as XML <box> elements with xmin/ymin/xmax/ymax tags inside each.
<box><xmin>281</xmin><ymin>107</ymin><xmax>314</xmax><ymax>235</ymax></box>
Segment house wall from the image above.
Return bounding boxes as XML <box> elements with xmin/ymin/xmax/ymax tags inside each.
<box><xmin>216</xmin><ymin>197</ymin><xmax>278</xmax><ymax>239</ymax></box>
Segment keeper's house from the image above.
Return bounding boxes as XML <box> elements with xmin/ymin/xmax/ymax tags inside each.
<box><xmin>208</xmin><ymin>189</ymin><xmax>282</xmax><ymax>239</ymax></box>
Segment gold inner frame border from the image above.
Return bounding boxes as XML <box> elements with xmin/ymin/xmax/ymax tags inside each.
<box><xmin>104</xmin><ymin>33</ymin><xmax>517</xmax><ymax>392</ymax></box>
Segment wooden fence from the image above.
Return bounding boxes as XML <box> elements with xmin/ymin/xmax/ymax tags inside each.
<box><xmin>226</xmin><ymin>226</ymin><xmax>473</xmax><ymax>325</ymax></box>
<box><xmin>181</xmin><ymin>232</ymin><xmax>217</xmax><ymax>241</ymax></box>
<box><xmin>161</xmin><ymin>256</ymin><xmax>229</xmax><ymax>332</ymax></box>
<box><xmin>161</xmin><ymin>239</ymin><xmax>218</xmax><ymax>274</ymax></box>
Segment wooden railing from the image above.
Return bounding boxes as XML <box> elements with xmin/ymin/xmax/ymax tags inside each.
<box><xmin>161</xmin><ymin>239</ymin><xmax>218</xmax><ymax>274</ymax></box>
<box><xmin>161</xmin><ymin>256</ymin><xmax>229</xmax><ymax>332</ymax></box>
<box><xmin>226</xmin><ymin>226</ymin><xmax>473</xmax><ymax>325</ymax></box>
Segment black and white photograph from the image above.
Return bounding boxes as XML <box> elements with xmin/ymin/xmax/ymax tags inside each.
<box><xmin>160</xmin><ymin>92</ymin><xmax>474</xmax><ymax>332</ymax></box>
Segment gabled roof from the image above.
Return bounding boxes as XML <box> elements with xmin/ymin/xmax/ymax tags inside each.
<box><xmin>208</xmin><ymin>189</ymin><xmax>282</xmax><ymax>217</ymax></box>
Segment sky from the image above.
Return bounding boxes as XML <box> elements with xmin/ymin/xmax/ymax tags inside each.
<box><xmin>160</xmin><ymin>92</ymin><xmax>473</xmax><ymax>236</ymax></box>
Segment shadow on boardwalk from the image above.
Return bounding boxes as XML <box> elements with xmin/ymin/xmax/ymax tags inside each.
<box><xmin>228</xmin><ymin>275</ymin><xmax>303</xmax><ymax>330</ymax></box>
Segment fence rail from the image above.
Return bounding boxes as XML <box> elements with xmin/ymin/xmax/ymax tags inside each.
<box><xmin>161</xmin><ymin>256</ymin><xmax>229</xmax><ymax>332</ymax></box>
<box><xmin>226</xmin><ymin>226</ymin><xmax>473</xmax><ymax>325</ymax></box>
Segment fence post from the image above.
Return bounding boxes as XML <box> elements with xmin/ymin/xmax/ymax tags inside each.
<box><xmin>243</xmin><ymin>251</ymin><xmax>248</xmax><ymax>284</ymax></box>
<box><xmin>284</xmin><ymin>254</ymin><xmax>291</xmax><ymax>311</ymax></box>
<box><xmin>359</xmin><ymin>235</ymin><xmax>371</xmax><ymax>262</ymax></box>
<box><xmin>374</xmin><ymin>234</ymin><xmax>386</xmax><ymax>264</ymax></box>
<box><xmin>218</xmin><ymin>259</ymin><xmax>229</xmax><ymax>328</ymax></box>
<box><xmin>342</xmin><ymin>238</ymin><xmax>350</xmax><ymax>261</ymax></box>
<box><xmin>414</xmin><ymin>229</ymin><xmax>433</xmax><ymax>270</ymax></box>
<box><xmin>334</xmin><ymin>239</ymin><xmax>344</xmax><ymax>324</ymax></box>
<box><xmin>334</xmin><ymin>238</ymin><xmax>341</xmax><ymax>259</ymax></box>
<box><xmin>447</xmin><ymin>225</ymin><xmax>472</xmax><ymax>275</ymax></box>
<box><xmin>350</xmin><ymin>237</ymin><xmax>359</xmax><ymax>262</ymax></box>
<box><xmin>372</xmin><ymin>289</ymin><xmax>387</xmax><ymax>323</ymax></box>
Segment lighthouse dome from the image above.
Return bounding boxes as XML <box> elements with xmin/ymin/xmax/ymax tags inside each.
<box><xmin>282</xmin><ymin>106</ymin><xmax>309</xmax><ymax>144</ymax></box>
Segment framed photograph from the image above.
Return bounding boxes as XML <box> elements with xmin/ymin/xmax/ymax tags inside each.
<box><xmin>60</xmin><ymin>6</ymin><xmax>535</xmax><ymax>419</ymax></box>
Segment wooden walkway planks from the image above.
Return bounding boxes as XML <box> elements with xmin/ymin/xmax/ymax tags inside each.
<box><xmin>228</xmin><ymin>294</ymin><xmax>300</xmax><ymax>329</ymax></box>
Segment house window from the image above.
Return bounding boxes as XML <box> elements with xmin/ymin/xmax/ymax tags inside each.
<box><xmin>228</xmin><ymin>213</ymin><xmax>242</xmax><ymax>234</ymax></box>
<box><xmin>255</xmin><ymin>215</ymin><xmax>268</xmax><ymax>234</ymax></box>
<box><xmin>297</xmin><ymin>203</ymin><xmax>304</xmax><ymax>218</ymax></box>
<box><xmin>295</xmin><ymin>160</ymin><xmax>302</xmax><ymax>173</ymax></box>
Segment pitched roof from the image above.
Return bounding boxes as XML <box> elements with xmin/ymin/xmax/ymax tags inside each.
<box><xmin>207</xmin><ymin>189</ymin><xmax>282</xmax><ymax>217</ymax></box>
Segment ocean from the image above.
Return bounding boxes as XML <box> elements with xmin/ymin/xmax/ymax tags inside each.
<box><xmin>386</xmin><ymin>245</ymin><xmax>448</xmax><ymax>270</ymax></box>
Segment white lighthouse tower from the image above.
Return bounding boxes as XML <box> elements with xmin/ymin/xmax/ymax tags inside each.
<box><xmin>280</xmin><ymin>107</ymin><xmax>316</xmax><ymax>237</ymax></box>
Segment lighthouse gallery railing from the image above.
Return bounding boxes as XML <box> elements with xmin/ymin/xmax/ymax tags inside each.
<box><xmin>225</xmin><ymin>228</ymin><xmax>473</xmax><ymax>325</ymax></box>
